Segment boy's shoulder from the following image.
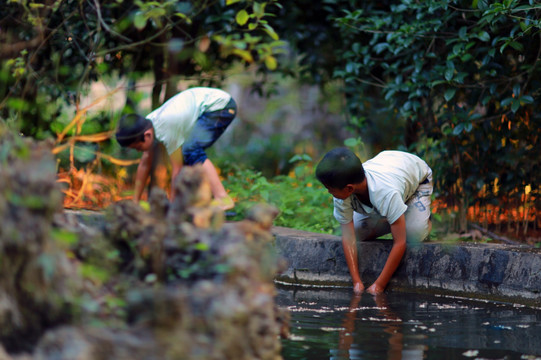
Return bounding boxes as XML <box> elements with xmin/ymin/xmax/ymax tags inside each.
<box><xmin>368</xmin><ymin>151</ymin><xmax>424</xmax><ymax>167</ymax></box>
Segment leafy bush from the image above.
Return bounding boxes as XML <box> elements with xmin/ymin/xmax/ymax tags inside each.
<box><xmin>220</xmin><ymin>155</ymin><xmax>339</xmax><ymax>235</ymax></box>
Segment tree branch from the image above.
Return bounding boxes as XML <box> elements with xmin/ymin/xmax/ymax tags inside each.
<box><xmin>0</xmin><ymin>35</ymin><xmax>44</xmax><ymax>59</ymax></box>
<box><xmin>91</xmin><ymin>0</ymin><xmax>132</xmax><ymax>43</ymax></box>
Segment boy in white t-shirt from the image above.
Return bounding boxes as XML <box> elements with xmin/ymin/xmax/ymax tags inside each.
<box><xmin>315</xmin><ymin>147</ymin><xmax>433</xmax><ymax>295</ymax></box>
<box><xmin>115</xmin><ymin>87</ymin><xmax>237</xmax><ymax>210</ymax></box>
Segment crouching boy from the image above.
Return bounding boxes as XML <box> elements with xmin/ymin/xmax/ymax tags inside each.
<box><xmin>115</xmin><ymin>87</ymin><xmax>237</xmax><ymax>210</ymax></box>
<box><xmin>315</xmin><ymin>148</ymin><xmax>433</xmax><ymax>295</ymax></box>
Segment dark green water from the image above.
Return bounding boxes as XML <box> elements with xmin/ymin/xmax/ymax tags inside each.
<box><xmin>277</xmin><ymin>286</ymin><xmax>541</xmax><ymax>360</ymax></box>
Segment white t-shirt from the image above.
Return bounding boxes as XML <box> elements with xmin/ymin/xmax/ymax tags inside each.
<box><xmin>146</xmin><ymin>87</ymin><xmax>231</xmax><ymax>154</ymax></box>
<box><xmin>333</xmin><ymin>151</ymin><xmax>431</xmax><ymax>225</ymax></box>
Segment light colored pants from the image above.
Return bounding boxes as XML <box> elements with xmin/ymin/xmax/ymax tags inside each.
<box><xmin>354</xmin><ymin>170</ymin><xmax>433</xmax><ymax>244</ymax></box>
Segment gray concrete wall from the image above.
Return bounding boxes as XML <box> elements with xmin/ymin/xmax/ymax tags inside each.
<box><xmin>272</xmin><ymin>227</ymin><xmax>541</xmax><ymax>306</ymax></box>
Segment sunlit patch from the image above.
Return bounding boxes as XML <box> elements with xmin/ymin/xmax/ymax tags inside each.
<box><xmin>462</xmin><ymin>350</ymin><xmax>479</xmax><ymax>357</ymax></box>
<box><xmin>492</xmin><ymin>325</ymin><xmax>513</xmax><ymax>330</ymax></box>
<box><xmin>422</xmin><ymin>302</ymin><xmax>482</xmax><ymax>310</ymax></box>
<box><xmin>287</xmin><ymin>305</ymin><xmax>384</xmax><ymax>313</ymax></box>
<box><xmin>287</xmin><ymin>306</ymin><xmax>336</xmax><ymax>313</ymax></box>
<box><xmin>288</xmin><ymin>334</ymin><xmax>306</xmax><ymax>341</ymax></box>
<box><xmin>361</xmin><ymin>317</ymin><xmax>403</xmax><ymax>322</ymax></box>
<box><xmin>320</xmin><ymin>327</ymin><xmax>346</xmax><ymax>332</ymax></box>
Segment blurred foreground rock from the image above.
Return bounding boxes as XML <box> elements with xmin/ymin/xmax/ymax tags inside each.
<box><xmin>0</xmin><ymin>128</ymin><xmax>287</xmax><ymax>359</ymax></box>
<box><xmin>0</xmin><ymin>129</ymin><xmax>82</xmax><ymax>353</ymax></box>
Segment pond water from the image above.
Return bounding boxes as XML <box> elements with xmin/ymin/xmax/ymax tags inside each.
<box><xmin>277</xmin><ymin>285</ymin><xmax>541</xmax><ymax>360</ymax></box>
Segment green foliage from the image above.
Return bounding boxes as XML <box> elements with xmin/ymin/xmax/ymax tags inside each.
<box><xmin>269</xmin><ymin>0</ymin><xmax>541</xmax><ymax>232</ymax></box>
<box><xmin>222</xmin><ymin>156</ymin><xmax>339</xmax><ymax>234</ymax></box>
<box><xmin>0</xmin><ymin>0</ymin><xmax>283</xmax><ymax>136</ymax></box>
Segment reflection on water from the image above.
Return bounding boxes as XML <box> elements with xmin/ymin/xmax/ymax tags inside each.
<box><xmin>277</xmin><ymin>286</ymin><xmax>541</xmax><ymax>360</ymax></box>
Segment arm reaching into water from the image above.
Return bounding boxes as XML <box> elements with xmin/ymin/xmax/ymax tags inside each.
<box><xmin>341</xmin><ymin>221</ymin><xmax>365</xmax><ymax>294</ymax></box>
<box><xmin>367</xmin><ymin>214</ymin><xmax>407</xmax><ymax>294</ymax></box>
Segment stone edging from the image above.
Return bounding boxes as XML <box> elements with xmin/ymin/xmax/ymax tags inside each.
<box><xmin>272</xmin><ymin>226</ymin><xmax>541</xmax><ymax>306</ymax></box>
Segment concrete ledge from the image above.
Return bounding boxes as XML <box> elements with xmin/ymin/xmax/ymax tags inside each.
<box><xmin>271</xmin><ymin>227</ymin><xmax>541</xmax><ymax>306</ymax></box>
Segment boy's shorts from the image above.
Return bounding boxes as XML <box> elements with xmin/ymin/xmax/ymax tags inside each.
<box><xmin>182</xmin><ymin>98</ymin><xmax>237</xmax><ymax>166</ymax></box>
<box><xmin>354</xmin><ymin>170</ymin><xmax>433</xmax><ymax>243</ymax></box>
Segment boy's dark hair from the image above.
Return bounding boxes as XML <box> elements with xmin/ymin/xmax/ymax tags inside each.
<box><xmin>115</xmin><ymin>113</ymin><xmax>153</xmax><ymax>147</ymax></box>
<box><xmin>315</xmin><ymin>147</ymin><xmax>365</xmax><ymax>189</ymax></box>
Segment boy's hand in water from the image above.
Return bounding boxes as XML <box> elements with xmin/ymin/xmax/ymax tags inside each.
<box><xmin>353</xmin><ymin>281</ymin><xmax>365</xmax><ymax>295</ymax></box>
<box><xmin>367</xmin><ymin>283</ymin><xmax>384</xmax><ymax>295</ymax></box>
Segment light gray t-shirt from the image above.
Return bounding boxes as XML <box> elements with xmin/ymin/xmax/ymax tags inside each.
<box><xmin>146</xmin><ymin>87</ymin><xmax>231</xmax><ymax>155</ymax></box>
<box><xmin>333</xmin><ymin>151</ymin><xmax>431</xmax><ymax>225</ymax></box>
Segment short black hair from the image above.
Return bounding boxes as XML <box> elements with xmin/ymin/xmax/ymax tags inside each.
<box><xmin>115</xmin><ymin>113</ymin><xmax>153</xmax><ymax>147</ymax></box>
<box><xmin>315</xmin><ymin>147</ymin><xmax>365</xmax><ymax>189</ymax></box>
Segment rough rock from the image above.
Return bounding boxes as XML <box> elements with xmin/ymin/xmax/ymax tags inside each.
<box><xmin>0</xmin><ymin>129</ymin><xmax>82</xmax><ymax>352</ymax></box>
<box><xmin>1</xmin><ymin>128</ymin><xmax>287</xmax><ymax>359</ymax></box>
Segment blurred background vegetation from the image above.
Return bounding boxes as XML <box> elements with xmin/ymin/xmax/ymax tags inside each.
<box><xmin>1</xmin><ymin>0</ymin><xmax>540</xmax><ymax>243</ymax></box>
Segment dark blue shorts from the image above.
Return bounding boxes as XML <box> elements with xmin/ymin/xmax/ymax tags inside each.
<box><xmin>182</xmin><ymin>98</ymin><xmax>237</xmax><ymax>165</ymax></box>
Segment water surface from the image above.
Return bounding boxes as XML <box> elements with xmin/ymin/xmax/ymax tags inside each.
<box><xmin>277</xmin><ymin>286</ymin><xmax>541</xmax><ymax>360</ymax></box>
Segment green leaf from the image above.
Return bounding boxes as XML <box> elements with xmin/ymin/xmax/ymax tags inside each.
<box><xmin>253</xmin><ymin>2</ymin><xmax>265</xmax><ymax>19</ymax></box>
<box><xmin>80</xmin><ymin>264</ymin><xmax>110</xmax><ymax>284</ymax></box>
<box><xmin>74</xmin><ymin>145</ymin><xmax>96</xmax><ymax>163</ymax></box>
<box><xmin>52</xmin><ymin>229</ymin><xmax>78</xmax><ymax>247</ymax></box>
<box><xmin>444</xmin><ymin>88</ymin><xmax>456</xmax><ymax>101</ymax></box>
<box><xmin>458</xmin><ymin>26</ymin><xmax>468</xmax><ymax>39</ymax></box>
<box><xmin>264</xmin><ymin>55</ymin><xmax>277</xmax><ymax>70</ymax></box>
<box><xmin>513</xmin><ymin>83</ymin><xmax>521</xmax><ymax>97</ymax></box>
<box><xmin>232</xmin><ymin>48</ymin><xmax>253</xmax><ymax>62</ymax></box>
<box><xmin>431</xmin><ymin>80</ymin><xmax>447</xmax><ymax>86</ymax></box>
<box><xmin>374</xmin><ymin>43</ymin><xmax>389</xmax><ymax>54</ymax></box>
<box><xmin>508</xmin><ymin>41</ymin><xmax>524</xmax><ymax>51</ymax></box>
<box><xmin>262</xmin><ymin>24</ymin><xmax>279</xmax><ymax>40</ymax></box>
<box><xmin>520</xmin><ymin>95</ymin><xmax>534</xmax><ymax>104</ymax></box>
<box><xmin>236</xmin><ymin>9</ymin><xmax>249</xmax><ymax>26</ymax></box>
<box><xmin>134</xmin><ymin>12</ymin><xmax>147</xmax><ymax>30</ymax></box>
<box><xmin>461</xmin><ymin>53</ymin><xmax>473</xmax><ymax>62</ymax></box>
<box><xmin>501</xmin><ymin>97</ymin><xmax>513</xmax><ymax>106</ymax></box>
<box><xmin>194</xmin><ymin>242</ymin><xmax>209</xmax><ymax>251</ymax></box>
<box><xmin>452</xmin><ymin>44</ymin><xmax>462</xmax><ymax>55</ymax></box>
<box><xmin>452</xmin><ymin>123</ymin><xmax>464</xmax><ymax>135</ymax></box>
<box><xmin>344</xmin><ymin>137</ymin><xmax>361</xmax><ymax>147</ymax></box>
<box><xmin>6</xmin><ymin>98</ymin><xmax>27</xmax><ymax>111</ymax></box>
<box><xmin>511</xmin><ymin>99</ymin><xmax>520</xmax><ymax>113</ymax></box>
<box><xmin>477</xmin><ymin>31</ymin><xmax>490</xmax><ymax>42</ymax></box>
<box><xmin>147</xmin><ymin>8</ymin><xmax>166</xmax><ymax>18</ymax></box>
<box><xmin>133</xmin><ymin>11</ymin><xmax>148</xmax><ymax>30</ymax></box>
<box><xmin>444</xmin><ymin>68</ymin><xmax>454</xmax><ymax>81</ymax></box>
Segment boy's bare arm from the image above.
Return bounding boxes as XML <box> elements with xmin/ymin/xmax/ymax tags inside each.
<box><xmin>341</xmin><ymin>221</ymin><xmax>365</xmax><ymax>294</ymax></box>
<box><xmin>169</xmin><ymin>147</ymin><xmax>183</xmax><ymax>200</ymax></box>
<box><xmin>134</xmin><ymin>149</ymin><xmax>153</xmax><ymax>202</ymax></box>
<box><xmin>367</xmin><ymin>214</ymin><xmax>407</xmax><ymax>294</ymax></box>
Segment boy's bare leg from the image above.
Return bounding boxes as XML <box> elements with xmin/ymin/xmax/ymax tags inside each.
<box><xmin>201</xmin><ymin>158</ymin><xmax>234</xmax><ymax>210</ymax></box>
